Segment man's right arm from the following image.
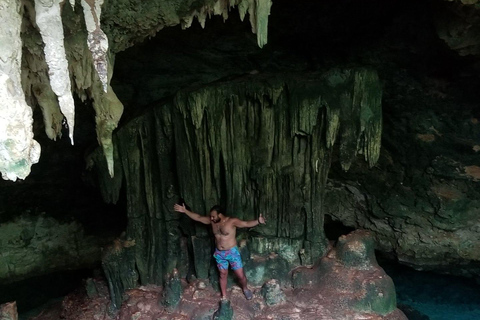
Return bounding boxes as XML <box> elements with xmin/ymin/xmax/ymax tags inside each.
<box><xmin>173</xmin><ymin>204</ymin><xmax>210</xmax><ymax>225</ymax></box>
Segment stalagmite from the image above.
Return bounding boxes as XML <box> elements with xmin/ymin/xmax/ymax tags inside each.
<box><xmin>0</xmin><ymin>0</ymin><xmax>41</xmax><ymax>181</ymax></box>
<box><xmin>81</xmin><ymin>0</ymin><xmax>109</xmax><ymax>93</ymax></box>
<box><xmin>34</xmin><ymin>0</ymin><xmax>76</xmax><ymax>144</ymax></box>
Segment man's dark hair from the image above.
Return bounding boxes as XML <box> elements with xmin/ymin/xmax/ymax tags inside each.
<box><xmin>210</xmin><ymin>205</ymin><xmax>226</xmax><ymax>215</ymax></box>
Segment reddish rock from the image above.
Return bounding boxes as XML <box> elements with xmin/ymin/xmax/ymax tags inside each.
<box><xmin>0</xmin><ymin>301</ymin><xmax>18</xmax><ymax>320</ymax></box>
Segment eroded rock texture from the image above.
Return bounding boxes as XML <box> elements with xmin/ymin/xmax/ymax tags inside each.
<box><xmin>0</xmin><ymin>0</ymin><xmax>273</xmax><ymax>181</ymax></box>
<box><xmin>292</xmin><ymin>230</ymin><xmax>405</xmax><ymax>319</ymax></box>
<box><xmin>91</xmin><ymin>69</ymin><xmax>382</xmax><ymax>303</ymax></box>
<box><xmin>0</xmin><ymin>0</ymin><xmax>40</xmax><ymax>181</ymax></box>
<box><xmin>0</xmin><ymin>214</ymin><xmax>101</xmax><ymax>284</ymax></box>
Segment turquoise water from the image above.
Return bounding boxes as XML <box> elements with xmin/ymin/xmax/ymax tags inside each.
<box><xmin>380</xmin><ymin>260</ymin><xmax>480</xmax><ymax>320</ymax></box>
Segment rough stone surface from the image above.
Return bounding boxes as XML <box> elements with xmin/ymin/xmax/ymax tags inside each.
<box><xmin>161</xmin><ymin>269</ymin><xmax>183</xmax><ymax>312</ymax></box>
<box><xmin>325</xmin><ymin>66</ymin><xmax>480</xmax><ymax>276</ymax></box>
<box><xmin>0</xmin><ymin>301</ymin><xmax>18</xmax><ymax>320</ymax></box>
<box><xmin>0</xmin><ymin>214</ymin><xmax>101</xmax><ymax>284</ymax></box>
<box><xmin>260</xmin><ymin>279</ymin><xmax>286</xmax><ymax>306</ymax></box>
<box><xmin>3</xmin><ymin>0</ymin><xmax>274</xmax><ymax>181</ymax></box>
<box><xmin>29</xmin><ymin>278</ymin><xmax>406</xmax><ymax>320</ymax></box>
<box><xmin>292</xmin><ymin>230</ymin><xmax>399</xmax><ymax>317</ymax></box>
<box><xmin>34</xmin><ymin>0</ymin><xmax>76</xmax><ymax>144</ymax></box>
<box><xmin>92</xmin><ymin>70</ymin><xmax>382</xmax><ymax>306</ymax></box>
<box><xmin>28</xmin><ymin>233</ymin><xmax>406</xmax><ymax>320</ymax></box>
<box><xmin>212</xmin><ymin>299</ymin><xmax>234</xmax><ymax>320</ymax></box>
<box><xmin>0</xmin><ymin>0</ymin><xmax>40</xmax><ymax>181</ymax></box>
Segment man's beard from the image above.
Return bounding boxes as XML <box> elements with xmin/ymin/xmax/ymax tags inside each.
<box><xmin>212</xmin><ymin>218</ymin><xmax>221</xmax><ymax>223</ymax></box>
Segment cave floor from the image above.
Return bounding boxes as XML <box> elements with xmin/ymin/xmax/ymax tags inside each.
<box><xmin>29</xmin><ymin>277</ymin><xmax>406</xmax><ymax>320</ymax></box>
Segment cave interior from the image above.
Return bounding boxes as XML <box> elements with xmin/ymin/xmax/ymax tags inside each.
<box><xmin>1</xmin><ymin>0</ymin><xmax>480</xmax><ymax>319</ymax></box>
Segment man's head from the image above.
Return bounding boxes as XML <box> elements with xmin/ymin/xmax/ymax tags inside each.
<box><xmin>209</xmin><ymin>205</ymin><xmax>226</xmax><ymax>223</ymax></box>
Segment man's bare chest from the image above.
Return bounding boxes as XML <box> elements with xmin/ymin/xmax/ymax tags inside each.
<box><xmin>212</xmin><ymin>221</ymin><xmax>233</xmax><ymax>236</ymax></box>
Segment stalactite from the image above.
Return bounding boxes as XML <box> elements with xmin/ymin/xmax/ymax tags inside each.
<box><xmin>179</xmin><ymin>0</ymin><xmax>272</xmax><ymax>48</ymax></box>
<box><xmin>92</xmin><ymin>83</ymin><xmax>124</xmax><ymax>177</ymax></box>
<box><xmin>1</xmin><ymin>0</ymin><xmax>274</xmax><ymax>181</ymax></box>
<box><xmin>0</xmin><ymin>0</ymin><xmax>40</xmax><ymax>181</ymax></box>
<box><xmin>81</xmin><ymin>0</ymin><xmax>109</xmax><ymax>93</ymax></box>
<box><xmin>34</xmin><ymin>0</ymin><xmax>76</xmax><ymax>144</ymax></box>
<box><xmin>32</xmin><ymin>81</ymin><xmax>64</xmax><ymax>140</ymax></box>
<box><xmin>238</xmin><ymin>0</ymin><xmax>272</xmax><ymax>48</ymax></box>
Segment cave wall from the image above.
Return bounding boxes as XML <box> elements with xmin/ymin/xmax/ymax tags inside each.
<box><xmin>91</xmin><ymin>69</ymin><xmax>382</xmax><ymax>307</ymax></box>
<box><xmin>0</xmin><ymin>214</ymin><xmax>100</xmax><ymax>284</ymax></box>
<box><xmin>325</xmin><ymin>68</ymin><xmax>480</xmax><ymax>276</ymax></box>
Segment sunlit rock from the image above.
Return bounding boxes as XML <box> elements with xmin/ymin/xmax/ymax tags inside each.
<box><xmin>0</xmin><ymin>0</ymin><xmax>40</xmax><ymax>181</ymax></box>
<box><xmin>34</xmin><ymin>0</ymin><xmax>76</xmax><ymax>144</ymax></box>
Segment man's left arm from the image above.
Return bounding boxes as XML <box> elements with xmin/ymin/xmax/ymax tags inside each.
<box><xmin>233</xmin><ymin>214</ymin><xmax>266</xmax><ymax>228</ymax></box>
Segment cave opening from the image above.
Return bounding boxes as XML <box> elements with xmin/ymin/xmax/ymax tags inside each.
<box><xmin>324</xmin><ymin>214</ymin><xmax>355</xmax><ymax>241</ymax></box>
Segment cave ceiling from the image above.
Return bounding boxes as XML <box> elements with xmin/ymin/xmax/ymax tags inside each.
<box><xmin>0</xmin><ymin>0</ymin><xmax>479</xmax><ymax>182</ymax></box>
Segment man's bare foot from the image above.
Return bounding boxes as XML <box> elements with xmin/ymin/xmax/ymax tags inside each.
<box><xmin>243</xmin><ymin>289</ymin><xmax>253</xmax><ymax>300</ymax></box>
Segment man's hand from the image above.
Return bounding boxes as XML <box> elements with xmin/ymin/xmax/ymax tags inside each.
<box><xmin>174</xmin><ymin>203</ymin><xmax>187</xmax><ymax>213</ymax></box>
<box><xmin>258</xmin><ymin>213</ymin><xmax>267</xmax><ymax>224</ymax></box>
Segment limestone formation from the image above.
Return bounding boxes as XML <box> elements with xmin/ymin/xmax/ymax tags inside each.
<box><xmin>91</xmin><ymin>69</ymin><xmax>382</xmax><ymax>307</ymax></box>
<box><xmin>260</xmin><ymin>279</ymin><xmax>286</xmax><ymax>306</ymax></box>
<box><xmin>0</xmin><ymin>0</ymin><xmax>40</xmax><ymax>181</ymax></box>
<box><xmin>80</xmin><ymin>0</ymin><xmax>109</xmax><ymax>92</ymax></box>
<box><xmin>0</xmin><ymin>0</ymin><xmax>274</xmax><ymax>181</ymax></box>
<box><xmin>161</xmin><ymin>269</ymin><xmax>182</xmax><ymax>312</ymax></box>
<box><xmin>292</xmin><ymin>230</ymin><xmax>401</xmax><ymax>317</ymax></box>
<box><xmin>34</xmin><ymin>0</ymin><xmax>76</xmax><ymax>144</ymax></box>
<box><xmin>101</xmin><ymin>238</ymin><xmax>137</xmax><ymax>309</ymax></box>
<box><xmin>0</xmin><ymin>0</ymin><xmax>272</xmax><ymax>180</ymax></box>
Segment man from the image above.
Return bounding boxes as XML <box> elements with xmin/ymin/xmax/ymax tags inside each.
<box><xmin>173</xmin><ymin>203</ymin><xmax>266</xmax><ymax>300</ymax></box>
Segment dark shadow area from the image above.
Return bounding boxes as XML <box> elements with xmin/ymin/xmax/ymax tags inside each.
<box><xmin>324</xmin><ymin>214</ymin><xmax>355</xmax><ymax>241</ymax></box>
<box><xmin>0</xmin><ymin>269</ymin><xmax>94</xmax><ymax>315</ymax></box>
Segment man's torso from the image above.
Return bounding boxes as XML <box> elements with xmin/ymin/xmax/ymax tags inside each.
<box><xmin>211</xmin><ymin>217</ymin><xmax>237</xmax><ymax>250</ymax></box>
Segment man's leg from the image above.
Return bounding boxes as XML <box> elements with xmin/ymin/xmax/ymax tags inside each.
<box><xmin>214</xmin><ymin>249</ymin><xmax>229</xmax><ymax>299</ymax></box>
<box><xmin>232</xmin><ymin>268</ymin><xmax>248</xmax><ymax>291</ymax></box>
<box><xmin>228</xmin><ymin>247</ymin><xmax>253</xmax><ymax>300</ymax></box>
<box><xmin>219</xmin><ymin>268</ymin><xmax>228</xmax><ymax>298</ymax></box>
<box><xmin>233</xmin><ymin>268</ymin><xmax>253</xmax><ymax>300</ymax></box>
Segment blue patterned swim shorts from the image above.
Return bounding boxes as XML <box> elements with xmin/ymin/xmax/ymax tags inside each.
<box><xmin>213</xmin><ymin>246</ymin><xmax>243</xmax><ymax>270</ymax></box>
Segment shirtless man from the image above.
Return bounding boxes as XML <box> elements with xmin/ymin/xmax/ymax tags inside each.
<box><xmin>174</xmin><ymin>203</ymin><xmax>266</xmax><ymax>300</ymax></box>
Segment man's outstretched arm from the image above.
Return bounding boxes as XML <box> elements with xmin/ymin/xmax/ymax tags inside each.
<box><xmin>233</xmin><ymin>213</ymin><xmax>267</xmax><ymax>228</ymax></box>
<box><xmin>174</xmin><ymin>204</ymin><xmax>210</xmax><ymax>225</ymax></box>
